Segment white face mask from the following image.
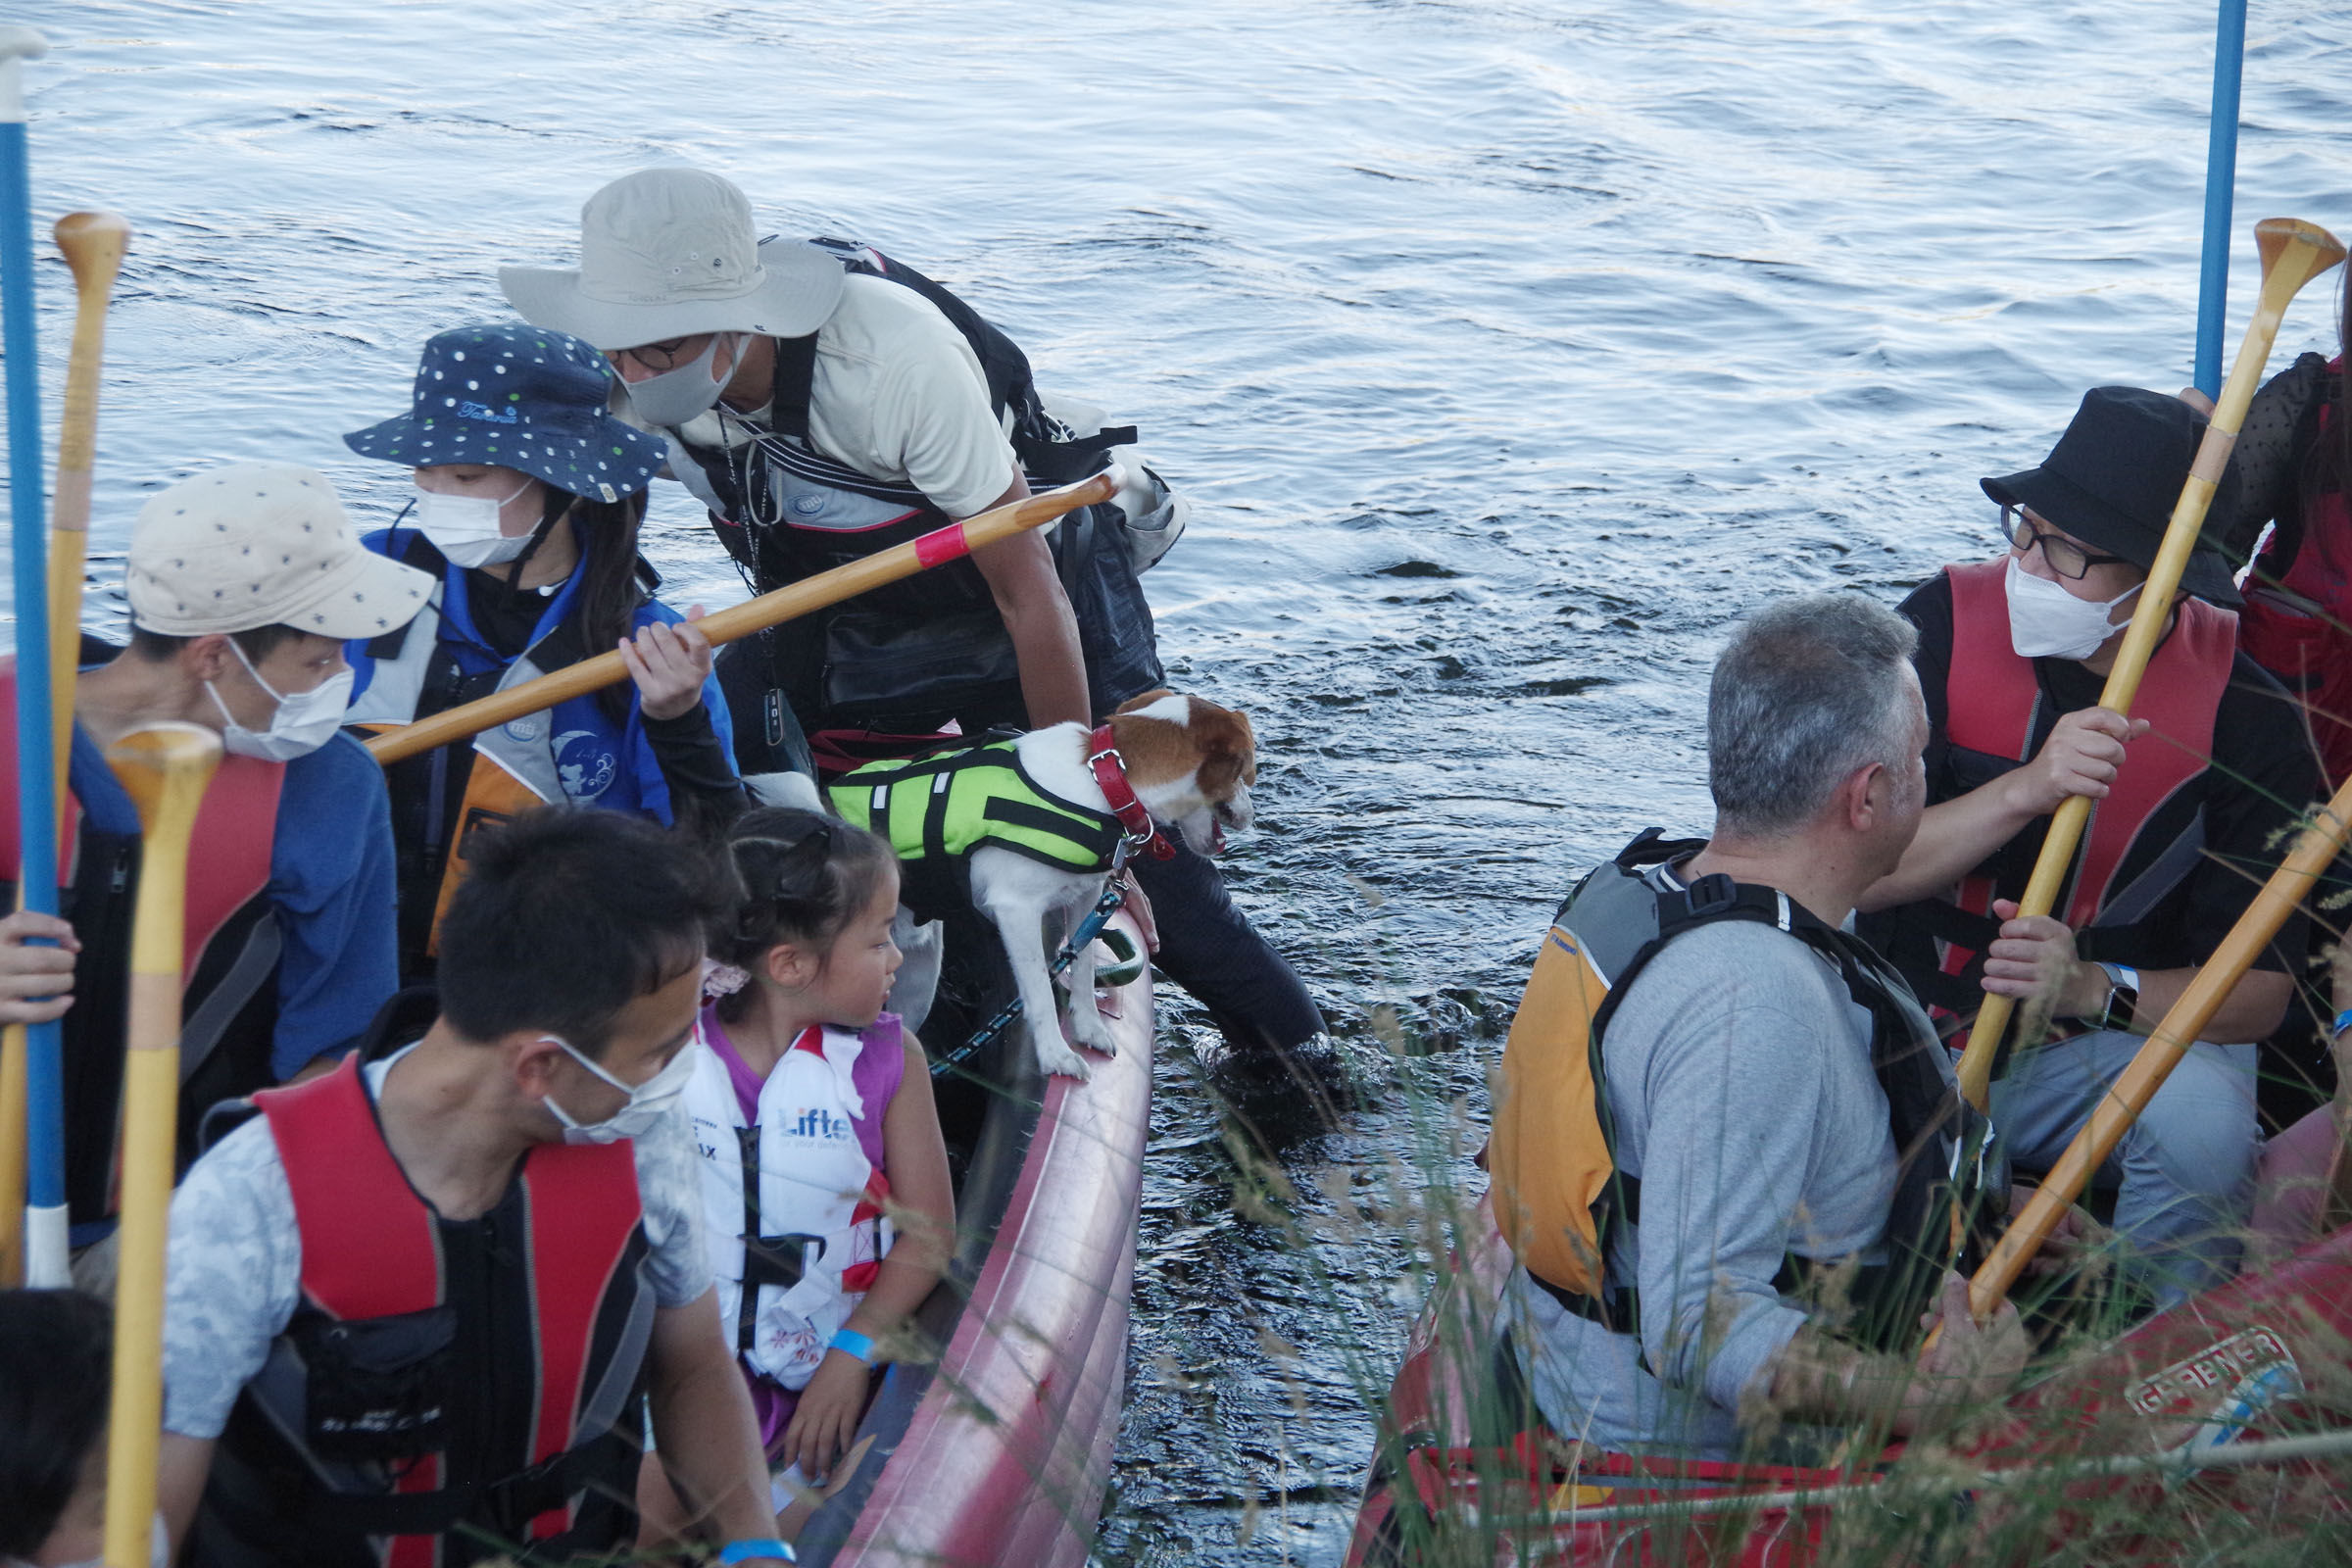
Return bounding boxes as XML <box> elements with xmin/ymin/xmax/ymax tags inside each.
<box><xmin>542</xmin><ymin>1035</ymin><xmax>697</xmax><ymax>1145</ymax></box>
<box><xmin>413</xmin><ymin>475</ymin><xmax>536</xmax><ymax>568</ymax></box>
<box><xmin>204</xmin><ymin>639</ymin><xmax>354</xmax><ymax>761</ymax></box>
<box><xmin>2003</xmin><ymin>552</ymin><xmax>2141</xmax><ymax>661</ymax></box>
<box><xmin>622</xmin><ymin>333</ymin><xmax>744</xmax><ymax>428</ymax></box>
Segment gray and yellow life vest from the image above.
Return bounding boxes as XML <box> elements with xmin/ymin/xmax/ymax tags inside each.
<box><xmin>1491</xmin><ymin>830</ymin><xmax>2002</xmax><ymax>1352</ymax></box>
<box><xmin>827</xmin><ymin>739</ymin><xmax>1122</xmax><ymax>922</ymax></box>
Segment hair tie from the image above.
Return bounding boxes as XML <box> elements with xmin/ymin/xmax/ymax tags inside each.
<box><xmin>702</xmin><ymin>960</ymin><xmax>751</xmax><ymax>1000</ymax></box>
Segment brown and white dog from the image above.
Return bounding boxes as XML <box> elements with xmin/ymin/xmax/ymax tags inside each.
<box><xmin>975</xmin><ymin>689</ymin><xmax>1256</xmax><ymax>1080</ymax></box>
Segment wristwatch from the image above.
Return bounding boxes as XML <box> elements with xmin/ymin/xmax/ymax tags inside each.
<box><xmin>2090</xmin><ymin>962</ymin><xmax>2140</xmax><ymax>1033</ymax></box>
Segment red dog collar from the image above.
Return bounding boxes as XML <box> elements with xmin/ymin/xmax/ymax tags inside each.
<box><xmin>1088</xmin><ymin>725</ymin><xmax>1176</xmax><ymax>860</ymax></box>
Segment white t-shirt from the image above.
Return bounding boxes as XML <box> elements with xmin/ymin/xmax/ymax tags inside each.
<box><xmin>671</xmin><ymin>272</ymin><xmax>1018</xmax><ymax>520</ymax></box>
<box><xmin>160</xmin><ymin>1049</ymin><xmax>710</xmax><ymax>1442</ymax></box>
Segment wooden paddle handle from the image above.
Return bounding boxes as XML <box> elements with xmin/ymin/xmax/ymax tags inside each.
<box><xmin>1953</xmin><ymin>218</ymin><xmax>2347</xmax><ymax>1111</ymax></box>
<box><xmin>366</xmin><ymin>471</ymin><xmax>1115</xmax><ymax>767</ymax></box>
<box><xmin>99</xmin><ymin>723</ymin><xmax>220</xmax><ymax>1568</ymax></box>
<box><xmin>1968</xmin><ymin>776</ymin><xmax>2352</xmax><ymax>1322</ymax></box>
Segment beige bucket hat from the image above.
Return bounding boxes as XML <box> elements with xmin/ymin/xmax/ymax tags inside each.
<box><xmin>127</xmin><ymin>463</ymin><xmax>433</xmax><ymax>640</ymax></box>
<box><xmin>498</xmin><ymin>167</ymin><xmax>846</xmax><ymax>351</ymax></box>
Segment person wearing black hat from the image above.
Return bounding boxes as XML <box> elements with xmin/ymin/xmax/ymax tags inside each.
<box><xmin>342</xmin><ymin>322</ymin><xmax>746</xmax><ymax>978</ymax></box>
<box><xmin>1856</xmin><ymin>385</ymin><xmax>2323</xmax><ymax>1305</ymax></box>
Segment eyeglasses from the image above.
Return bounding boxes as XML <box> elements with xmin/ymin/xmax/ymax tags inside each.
<box><xmin>607</xmin><ymin>336</ymin><xmax>710</xmax><ymax>374</ymax></box>
<box><xmin>1998</xmin><ymin>506</ymin><xmax>2131</xmax><ymax>581</ymax></box>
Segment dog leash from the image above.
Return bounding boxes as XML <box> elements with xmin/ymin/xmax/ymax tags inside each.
<box><xmin>932</xmin><ymin>852</ymin><xmax>1133</xmax><ymax>1081</ymax></box>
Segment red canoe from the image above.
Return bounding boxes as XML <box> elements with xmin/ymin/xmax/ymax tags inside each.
<box><xmin>1346</xmin><ymin>1193</ymin><xmax>2352</xmax><ymax>1566</ymax></box>
<box><xmin>791</xmin><ymin>912</ymin><xmax>1154</xmax><ymax>1568</ymax></box>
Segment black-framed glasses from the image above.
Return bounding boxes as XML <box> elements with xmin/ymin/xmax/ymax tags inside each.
<box><xmin>606</xmin><ymin>335</ymin><xmax>710</xmax><ymax>374</ymax></box>
<box><xmin>1998</xmin><ymin>506</ymin><xmax>2131</xmax><ymax>581</ymax></box>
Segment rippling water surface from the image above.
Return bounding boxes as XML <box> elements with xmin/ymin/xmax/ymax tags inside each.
<box><xmin>10</xmin><ymin>1</ymin><xmax>2352</xmax><ymax>1560</ymax></box>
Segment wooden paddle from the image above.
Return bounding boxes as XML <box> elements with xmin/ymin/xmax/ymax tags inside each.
<box><xmin>365</xmin><ymin>470</ymin><xmax>1115</xmax><ymax>766</ymax></box>
<box><xmin>1952</xmin><ymin>218</ymin><xmax>2347</xmax><ymax>1112</ymax></box>
<box><xmin>1967</xmin><ymin>774</ymin><xmax>2352</xmax><ymax>1322</ymax></box>
<box><xmin>98</xmin><ymin>722</ymin><xmax>220</xmax><ymax>1568</ymax></box>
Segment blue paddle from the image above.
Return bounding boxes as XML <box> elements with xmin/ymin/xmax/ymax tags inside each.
<box><xmin>0</xmin><ymin>25</ymin><xmax>66</xmax><ymax>1286</ymax></box>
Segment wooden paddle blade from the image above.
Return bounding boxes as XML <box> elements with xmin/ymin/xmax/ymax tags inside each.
<box><xmin>53</xmin><ymin>210</ymin><xmax>127</xmax><ymax>291</ymax></box>
<box><xmin>104</xmin><ymin>722</ymin><xmax>220</xmax><ymax>843</ymax></box>
<box><xmin>2253</xmin><ymin>217</ymin><xmax>2346</xmax><ymax>291</ymax></box>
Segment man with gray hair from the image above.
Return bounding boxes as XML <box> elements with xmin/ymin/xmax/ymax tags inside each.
<box><xmin>1490</xmin><ymin>592</ymin><xmax>2029</xmax><ymax>1460</ymax></box>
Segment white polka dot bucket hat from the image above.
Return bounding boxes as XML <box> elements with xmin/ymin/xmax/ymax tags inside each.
<box><xmin>127</xmin><ymin>463</ymin><xmax>434</xmax><ymax>639</ymax></box>
<box><xmin>342</xmin><ymin>323</ymin><xmax>667</xmax><ymax>503</ymax></box>
<box><xmin>497</xmin><ymin>166</ymin><xmax>845</xmax><ymax>350</ymax></box>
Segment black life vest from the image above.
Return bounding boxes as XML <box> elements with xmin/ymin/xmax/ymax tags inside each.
<box><xmin>192</xmin><ymin>1054</ymin><xmax>655</xmax><ymax>1568</ymax></box>
<box><xmin>670</xmin><ymin>241</ymin><xmax>1162</xmax><ymax>732</ymax></box>
<box><xmin>0</xmin><ymin>662</ymin><xmax>285</xmax><ymax>1226</ymax></box>
<box><xmin>1491</xmin><ymin>830</ymin><xmax>2001</xmax><ymax>1353</ymax></box>
<box><xmin>1869</xmin><ymin>559</ymin><xmax>2238</xmax><ymax>1021</ymax></box>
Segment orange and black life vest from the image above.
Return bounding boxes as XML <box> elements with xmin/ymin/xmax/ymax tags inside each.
<box><xmin>193</xmin><ymin>1055</ymin><xmax>654</xmax><ymax>1568</ymax></box>
<box><xmin>1880</xmin><ymin>558</ymin><xmax>2236</xmax><ymax>1019</ymax></box>
<box><xmin>0</xmin><ymin>662</ymin><xmax>284</xmax><ymax>1224</ymax></box>
<box><xmin>1490</xmin><ymin>831</ymin><xmax>1995</xmax><ymax>1352</ymax></box>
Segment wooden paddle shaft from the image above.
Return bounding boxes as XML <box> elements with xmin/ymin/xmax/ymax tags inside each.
<box><xmin>366</xmin><ymin>471</ymin><xmax>1115</xmax><ymax>767</ymax></box>
<box><xmin>1969</xmin><ymin>776</ymin><xmax>2352</xmax><ymax>1322</ymax></box>
<box><xmin>99</xmin><ymin>723</ymin><xmax>220</xmax><ymax>1568</ymax></box>
<box><xmin>1953</xmin><ymin>218</ymin><xmax>2347</xmax><ymax>1111</ymax></box>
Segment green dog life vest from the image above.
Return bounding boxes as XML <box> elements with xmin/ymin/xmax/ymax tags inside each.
<box><xmin>828</xmin><ymin>741</ymin><xmax>1125</xmax><ymax>907</ymax></box>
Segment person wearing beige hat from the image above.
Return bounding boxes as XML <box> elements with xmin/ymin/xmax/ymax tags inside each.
<box><xmin>504</xmin><ymin>167</ymin><xmax>1335</xmax><ymax>1074</ymax></box>
<box><xmin>0</xmin><ymin>461</ymin><xmax>429</xmax><ymax>1273</ymax></box>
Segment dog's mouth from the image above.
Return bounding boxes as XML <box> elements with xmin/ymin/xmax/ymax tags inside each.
<box><xmin>1209</xmin><ymin>819</ymin><xmax>1228</xmax><ymax>856</ymax></box>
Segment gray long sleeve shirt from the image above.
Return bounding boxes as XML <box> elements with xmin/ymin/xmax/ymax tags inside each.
<box><xmin>1505</xmin><ymin>917</ymin><xmax>1904</xmax><ymax>1458</ymax></box>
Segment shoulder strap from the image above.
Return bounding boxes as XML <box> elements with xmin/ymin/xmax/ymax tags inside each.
<box><xmin>1943</xmin><ymin>558</ymin><xmax>2041</xmax><ymax>763</ymax></box>
<box><xmin>770</xmin><ymin>331</ymin><xmax>819</xmax><ymax>441</ymax></box>
<box><xmin>514</xmin><ymin>1138</ymin><xmax>645</xmax><ymax>1476</ymax></box>
<box><xmin>257</xmin><ymin>1057</ymin><xmax>441</xmax><ymax>1320</ymax></box>
<box><xmin>180</xmin><ymin>756</ymin><xmax>284</xmax><ymax>982</ymax></box>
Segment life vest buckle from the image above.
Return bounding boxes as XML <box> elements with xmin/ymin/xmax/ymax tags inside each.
<box><xmin>1681</xmin><ymin>871</ymin><xmax>1740</xmax><ymax>919</ymax></box>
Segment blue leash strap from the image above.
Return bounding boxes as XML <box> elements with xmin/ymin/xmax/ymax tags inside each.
<box><xmin>932</xmin><ymin>872</ymin><xmax>1130</xmax><ymax>1081</ymax></box>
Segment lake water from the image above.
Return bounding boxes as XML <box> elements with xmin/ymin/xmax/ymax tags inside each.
<box><xmin>9</xmin><ymin>0</ymin><xmax>2350</xmax><ymax>1561</ymax></box>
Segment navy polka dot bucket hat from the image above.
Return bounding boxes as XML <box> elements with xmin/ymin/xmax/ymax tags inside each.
<box><xmin>342</xmin><ymin>322</ymin><xmax>666</xmax><ymax>503</ymax></box>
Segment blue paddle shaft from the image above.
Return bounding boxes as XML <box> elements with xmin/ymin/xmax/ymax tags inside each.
<box><xmin>0</xmin><ymin>116</ymin><xmax>65</xmax><ymax>1219</ymax></box>
<box><xmin>2193</xmin><ymin>0</ymin><xmax>2248</xmax><ymax>400</ymax></box>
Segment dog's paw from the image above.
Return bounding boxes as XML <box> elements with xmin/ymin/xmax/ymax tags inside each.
<box><xmin>1067</xmin><ymin>1005</ymin><xmax>1117</xmax><ymax>1058</ymax></box>
<box><xmin>1029</xmin><ymin>1024</ymin><xmax>1094</xmax><ymax>1082</ymax></box>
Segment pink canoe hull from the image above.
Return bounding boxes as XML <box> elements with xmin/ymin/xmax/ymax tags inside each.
<box><xmin>835</xmin><ymin>915</ymin><xmax>1154</xmax><ymax>1568</ymax></box>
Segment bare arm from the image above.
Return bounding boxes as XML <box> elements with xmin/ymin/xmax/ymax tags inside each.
<box><xmin>1980</xmin><ymin>900</ymin><xmax>2294</xmax><ymax>1045</ymax></box>
<box><xmin>1857</xmin><ymin>708</ymin><xmax>2146</xmax><ymax>914</ymax></box>
<box><xmin>647</xmin><ymin>1289</ymin><xmax>792</xmax><ymax>1559</ymax></box>
<box><xmin>774</xmin><ymin>1038</ymin><xmax>956</xmax><ymax>1481</ymax></box>
<box><xmin>158</xmin><ymin>1433</ymin><xmax>215</xmax><ymax>1553</ymax></box>
<box><xmin>962</xmin><ymin>473</ymin><xmax>1091</xmax><ymax>729</ymax></box>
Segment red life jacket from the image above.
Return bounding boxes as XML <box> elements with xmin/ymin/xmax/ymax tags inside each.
<box><xmin>194</xmin><ymin>1056</ymin><xmax>654</xmax><ymax>1568</ymax></box>
<box><xmin>0</xmin><ymin>662</ymin><xmax>284</xmax><ymax>1223</ymax></box>
<box><xmin>1922</xmin><ymin>559</ymin><xmax>2236</xmax><ymax>1005</ymax></box>
<box><xmin>2238</xmin><ymin>358</ymin><xmax>2352</xmax><ymax>788</ymax></box>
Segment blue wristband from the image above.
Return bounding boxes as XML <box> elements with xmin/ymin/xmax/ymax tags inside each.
<box><xmin>829</xmin><ymin>1328</ymin><xmax>876</xmax><ymax>1365</ymax></box>
<box><xmin>719</xmin><ymin>1542</ymin><xmax>795</xmax><ymax>1565</ymax></box>
<box><xmin>2333</xmin><ymin>1008</ymin><xmax>2352</xmax><ymax>1039</ymax></box>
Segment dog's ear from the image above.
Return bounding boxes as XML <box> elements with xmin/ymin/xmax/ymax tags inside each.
<box><xmin>1113</xmin><ymin>689</ymin><xmax>1176</xmax><ymax>715</ymax></box>
<box><xmin>1191</xmin><ymin>702</ymin><xmax>1257</xmax><ymax>792</ymax></box>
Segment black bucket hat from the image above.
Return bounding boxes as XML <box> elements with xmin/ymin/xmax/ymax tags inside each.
<box><xmin>343</xmin><ymin>322</ymin><xmax>666</xmax><ymax>503</ymax></box>
<box><xmin>1980</xmin><ymin>385</ymin><xmax>2243</xmax><ymax>607</ymax></box>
